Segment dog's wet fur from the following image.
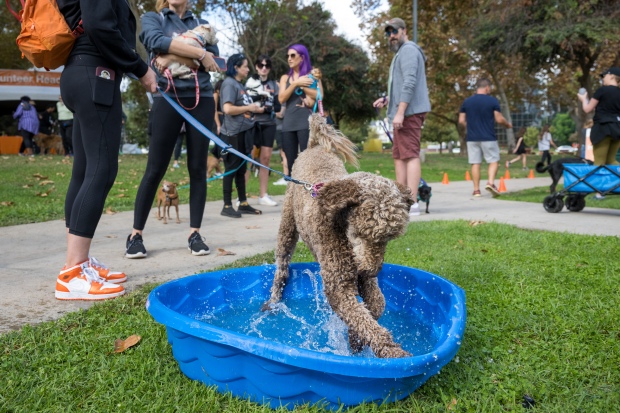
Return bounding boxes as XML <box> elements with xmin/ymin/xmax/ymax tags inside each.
<box><xmin>262</xmin><ymin>114</ymin><xmax>415</xmax><ymax>358</ymax></box>
<box><xmin>536</xmin><ymin>157</ymin><xmax>593</xmax><ymax>193</ymax></box>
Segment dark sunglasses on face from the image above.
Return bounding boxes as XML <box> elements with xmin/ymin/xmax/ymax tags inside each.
<box><xmin>287</xmin><ymin>53</ymin><xmax>298</xmax><ymax>59</ymax></box>
<box><xmin>257</xmin><ymin>63</ymin><xmax>271</xmax><ymax>69</ymax></box>
<box><xmin>385</xmin><ymin>28</ymin><xmax>400</xmax><ymax>37</ymax></box>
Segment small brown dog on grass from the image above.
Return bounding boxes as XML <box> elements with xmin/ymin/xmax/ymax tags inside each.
<box><xmin>34</xmin><ymin>133</ymin><xmax>64</xmax><ymax>155</ymax></box>
<box><xmin>157</xmin><ymin>181</ymin><xmax>180</xmax><ymax>224</ymax></box>
<box><xmin>207</xmin><ymin>154</ymin><xmax>223</xmax><ymax>178</ymax></box>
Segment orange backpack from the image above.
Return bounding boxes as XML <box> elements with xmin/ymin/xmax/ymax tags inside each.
<box><xmin>6</xmin><ymin>0</ymin><xmax>83</xmax><ymax>70</ymax></box>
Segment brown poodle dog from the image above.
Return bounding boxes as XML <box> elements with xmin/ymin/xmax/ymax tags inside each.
<box><xmin>262</xmin><ymin>114</ymin><xmax>415</xmax><ymax>358</ymax></box>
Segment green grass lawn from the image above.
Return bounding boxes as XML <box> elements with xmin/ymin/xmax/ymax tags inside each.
<box><xmin>0</xmin><ymin>151</ymin><xmax>557</xmax><ymax>227</ymax></box>
<box><xmin>1</xmin><ymin>221</ymin><xmax>618</xmax><ymax>412</ymax></box>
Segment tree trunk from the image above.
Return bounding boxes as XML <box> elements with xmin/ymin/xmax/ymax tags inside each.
<box><xmin>490</xmin><ymin>71</ymin><xmax>514</xmax><ymax>150</ymax></box>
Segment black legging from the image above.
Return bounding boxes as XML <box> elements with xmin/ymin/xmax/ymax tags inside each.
<box><xmin>133</xmin><ymin>96</ymin><xmax>214</xmax><ymax>230</ymax></box>
<box><xmin>61</xmin><ymin>60</ymin><xmax>123</xmax><ymax>238</ymax></box>
<box><xmin>59</xmin><ymin>120</ymin><xmax>73</xmax><ymax>155</ymax></box>
<box><xmin>19</xmin><ymin>129</ymin><xmax>34</xmax><ymax>149</ymax></box>
<box><xmin>541</xmin><ymin>150</ymin><xmax>552</xmax><ymax>166</ymax></box>
<box><xmin>281</xmin><ymin>129</ymin><xmax>310</xmax><ymax>176</ymax></box>
<box><xmin>221</xmin><ymin>131</ymin><xmax>250</xmax><ymax>206</ymax></box>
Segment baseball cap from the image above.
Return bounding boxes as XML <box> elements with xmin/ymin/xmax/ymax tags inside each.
<box><xmin>600</xmin><ymin>67</ymin><xmax>620</xmax><ymax>78</ymax></box>
<box><xmin>384</xmin><ymin>18</ymin><xmax>406</xmax><ymax>32</ymax></box>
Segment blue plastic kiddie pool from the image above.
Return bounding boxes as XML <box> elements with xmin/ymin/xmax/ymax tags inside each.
<box><xmin>146</xmin><ymin>263</ymin><xmax>466</xmax><ymax>410</ymax></box>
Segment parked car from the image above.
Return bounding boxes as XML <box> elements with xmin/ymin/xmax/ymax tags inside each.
<box><xmin>556</xmin><ymin>145</ymin><xmax>578</xmax><ymax>154</ymax></box>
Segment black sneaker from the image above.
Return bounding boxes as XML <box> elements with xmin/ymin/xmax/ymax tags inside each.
<box><xmin>188</xmin><ymin>232</ymin><xmax>210</xmax><ymax>256</ymax></box>
<box><xmin>221</xmin><ymin>205</ymin><xmax>242</xmax><ymax>218</ymax></box>
<box><xmin>125</xmin><ymin>233</ymin><xmax>147</xmax><ymax>258</ymax></box>
<box><xmin>238</xmin><ymin>202</ymin><xmax>262</xmax><ymax>215</ymax></box>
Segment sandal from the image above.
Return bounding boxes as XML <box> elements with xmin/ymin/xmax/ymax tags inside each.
<box><xmin>238</xmin><ymin>202</ymin><xmax>262</xmax><ymax>215</ymax></box>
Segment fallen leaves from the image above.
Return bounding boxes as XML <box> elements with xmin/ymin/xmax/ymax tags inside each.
<box><xmin>35</xmin><ymin>188</ymin><xmax>54</xmax><ymax>197</ymax></box>
<box><xmin>1</xmin><ymin>201</ymin><xmax>15</xmax><ymax>207</ymax></box>
<box><xmin>32</xmin><ymin>173</ymin><xmax>48</xmax><ymax>180</ymax></box>
<box><xmin>114</xmin><ymin>335</ymin><xmax>141</xmax><ymax>353</ymax></box>
<box><xmin>105</xmin><ymin>207</ymin><xmax>116</xmax><ymax>215</ymax></box>
<box><xmin>447</xmin><ymin>398</ymin><xmax>458</xmax><ymax>411</ymax></box>
<box><xmin>39</xmin><ymin>180</ymin><xmax>54</xmax><ymax>186</ymax></box>
<box><xmin>468</xmin><ymin>220</ymin><xmax>485</xmax><ymax>226</ymax></box>
<box><xmin>217</xmin><ymin>248</ymin><xmax>236</xmax><ymax>256</ymax></box>
<box><xmin>245</xmin><ymin>225</ymin><xmax>261</xmax><ymax>229</ymax></box>
<box><xmin>116</xmin><ymin>193</ymin><xmax>127</xmax><ymax>198</ymax></box>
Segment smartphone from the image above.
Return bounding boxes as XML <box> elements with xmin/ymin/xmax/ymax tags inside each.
<box><xmin>213</xmin><ymin>56</ymin><xmax>227</xmax><ymax>71</ymax></box>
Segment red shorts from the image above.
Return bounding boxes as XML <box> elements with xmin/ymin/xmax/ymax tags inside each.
<box><xmin>392</xmin><ymin>113</ymin><xmax>426</xmax><ymax>160</ymax></box>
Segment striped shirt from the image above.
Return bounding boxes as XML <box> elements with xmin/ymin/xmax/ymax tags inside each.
<box><xmin>13</xmin><ymin>103</ymin><xmax>40</xmax><ymax>135</ymax></box>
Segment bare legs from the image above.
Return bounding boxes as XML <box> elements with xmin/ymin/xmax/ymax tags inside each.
<box><xmin>394</xmin><ymin>157</ymin><xmax>420</xmax><ymax>200</ymax></box>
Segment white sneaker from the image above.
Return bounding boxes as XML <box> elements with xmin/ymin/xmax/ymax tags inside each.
<box><xmin>258</xmin><ymin>195</ymin><xmax>278</xmax><ymax>206</ymax></box>
<box><xmin>273</xmin><ymin>177</ymin><xmax>288</xmax><ymax>186</ymax></box>
<box><xmin>235</xmin><ymin>198</ymin><xmax>240</xmax><ymax>207</ymax></box>
<box><xmin>409</xmin><ymin>203</ymin><xmax>420</xmax><ymax>217</ymax></box>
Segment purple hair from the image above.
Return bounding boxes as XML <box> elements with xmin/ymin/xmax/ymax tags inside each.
<box><xmin>287</xmin><ymin>44</ymin><xmax>312</xmax><ymax>77</ymax></box>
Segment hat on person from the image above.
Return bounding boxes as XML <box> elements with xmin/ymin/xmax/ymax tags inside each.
<box><xmin>600</xmin><ymin>67</ymin><xmax>620</xmax><ymax>78</ymax></box>
<box><xmin>384</xmin><ymin>18</ymin><xmax>406</xmax><ymax>32</ymax></box>
<box><xmin>20</xmin><ymin>96</ymin><xmax>31</xmax><ymax>102</ymax></box>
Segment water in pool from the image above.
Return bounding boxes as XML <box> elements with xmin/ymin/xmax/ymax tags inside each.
<box><xmin>192</xmin><ymin>269</ymin><xmax>437</xmax><ymax>357</ymax></box>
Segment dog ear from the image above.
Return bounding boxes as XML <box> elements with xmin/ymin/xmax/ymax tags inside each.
<box><xmin>394</xmin><ymin>181</ymin><xmax>415</xmax><ymax>208</ymax></box>
<box><xmin>316</xmin><ymin>179</ymin><xmax>361</xmax><ymax>220</ymax></box>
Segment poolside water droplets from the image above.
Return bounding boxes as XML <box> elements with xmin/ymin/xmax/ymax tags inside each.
<box><xmin>193</xmin><ymin>268</ymin><xmax>437</xmax><ymax>357</ymax></box>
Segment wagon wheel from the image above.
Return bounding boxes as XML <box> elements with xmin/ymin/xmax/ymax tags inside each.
<box><xmin>543</xmin><ymin>195</ymin><xmax>564</xmax><ymax>213</ymax></box>
<box><xmin>566</xmin><ymin>195</ymin><xmax>586</xmax><ymax>212</ymax></box>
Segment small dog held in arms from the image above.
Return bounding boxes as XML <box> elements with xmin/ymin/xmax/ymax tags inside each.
<box><xmin>167</xmin><ymin>24</ymin><xmax>218</xmax><ymax>79</ymax></box>
<box><xmin>262</xmin><ymin>114</ymin><xmax>415</xmax><ymax>358</ymax></box>
<box><xmin>536</xmin><ymin>157</ymin><xmax>593</xmax><ymax>193</ymax></box>
<box><xmin>156</xmin><ymin>181</ymin><xmax>180</xmax><ymax>224</ymax></box>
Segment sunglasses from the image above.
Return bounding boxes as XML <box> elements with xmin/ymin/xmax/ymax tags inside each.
<box><xmin>385</xmin><ymin>28</ymin><xmax>400</xmax><ymax>37</ymax></box>
<box><xmin>287</xmin><ymin>53</ymin><xmax>298</xmax><ymax>59</ymax></box>
<box><xmin>257</xmin><ymin>63</ymin><xmax>271</xmax><ymax>69</ymax></box>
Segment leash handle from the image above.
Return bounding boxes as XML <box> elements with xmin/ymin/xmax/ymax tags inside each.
<box><xmin>374</xmin><ymin>107</ymin><xmax>393</xmax><ymax>143</ymax></box>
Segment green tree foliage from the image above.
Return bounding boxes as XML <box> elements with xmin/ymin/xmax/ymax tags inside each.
<box><xmin>550</xmin><ymin>113</ymin><xmax>576</xmax><ymax>146</ymax></box>
<box><xmin>524</xmin><ymin>126</ymin><xmax>539</xmax><ymax>149</ymax></box>
<box><xmin>220</xmin><ymin>0</ymin><xmax>380</xmax><ymax>125</ymax></box>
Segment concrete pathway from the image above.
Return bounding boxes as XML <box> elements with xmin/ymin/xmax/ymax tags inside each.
<box><xmin>1</xmin><ymin>177</ymin><xmax>618</xmax><ymax>333</ymax></box>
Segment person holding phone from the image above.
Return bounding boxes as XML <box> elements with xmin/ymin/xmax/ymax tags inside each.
<box><xmin>279</xmin><ymin>44</ymin><xmax>323</xmax><ymax>175</ymax></box>
<box><xmin>55</xmin><ymin>0</ymin><xmax>157</xmax><ymax>300</ymax></box>
<box><xmin>219</xmin><ymin>53</ymin><xmax>264</xmax><ymax>218</ymax></box>
<box><xmin>125</xmin><ymin>0</ymin><xmax>220</xmax><ymax>259</ymax></box>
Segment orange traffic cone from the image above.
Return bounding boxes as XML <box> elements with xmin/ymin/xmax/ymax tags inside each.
<box><xmin>504</xmin><ymin>169</ymin><xmax>511</xmax><ymax>180</ymax></box>
<box><xmin>498</xmin><ymin>177</ymin><xmax>507</xmax><ymax>193</ymax></box>
<box><xmin>465</xmin><ymin>170</ymin><xmax>471</xmax><ymax>181</ymax></box>
<box><xmin>528</xmin><ymin>169</ymin><xmax>535</xmax><ymax>179</ymax></box>
<box><xmin>442</xmin><ymin>173</ymin><xmax>449</xmax><ymax>185</ymax></box>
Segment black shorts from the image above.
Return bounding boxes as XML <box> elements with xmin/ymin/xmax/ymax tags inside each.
<box><xmin>256</xmin><ymin>123</ymin><xmax>276</xmax><ymax>148</ymax></box>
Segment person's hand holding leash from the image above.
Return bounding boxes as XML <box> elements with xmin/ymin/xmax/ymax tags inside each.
<box><xmin>373</xmin><ymin>96</ymin><xmax>388</xmax><ymax>108</ymax></box>
<box><xmin>139</xmin><ymin>67</ymin><xmax>158</xmax><ymax>93</ymax></box>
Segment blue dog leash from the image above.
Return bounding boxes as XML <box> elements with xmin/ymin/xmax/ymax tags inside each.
<box><xmin>157</xmin><ymin>88</ymin><xmax>313</xmax><ymax>191</ymax></box>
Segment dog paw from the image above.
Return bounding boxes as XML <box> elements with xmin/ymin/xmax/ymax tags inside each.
<box><xmin>260</xmin><ymin>300</ymin><xmax>279</xmax><ymax>312</ymax></box>
<box><xmin>375</xmin><ymin>344</ymin><xmax>411</xmax><ymax>359</ymax></box>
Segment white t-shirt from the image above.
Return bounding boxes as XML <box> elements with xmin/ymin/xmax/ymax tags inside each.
<box><xmin>538</xmin><ymin>132</ymin><xmax>552</xmax><ymax>151</ymax></box>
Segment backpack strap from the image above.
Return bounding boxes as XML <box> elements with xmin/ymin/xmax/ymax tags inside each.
<box><xmin>6</xmin><ymin>0</ymin><xmax>24</xmax><ymax>22</ymax></box>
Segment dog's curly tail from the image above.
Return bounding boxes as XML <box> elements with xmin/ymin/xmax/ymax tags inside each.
<box><xmin>308</xmin><ymin>113</ymin><xmax>359</xmax><ymax>168</ymax></box>
<box><xmin>535</xmin><ymin>161</ymin><xmax>549</xmax><ymax>173</ymax></box>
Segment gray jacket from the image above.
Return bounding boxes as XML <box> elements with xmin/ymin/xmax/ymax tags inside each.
<box><xmin>140</xmin><ymin>9</ymin><xmax>218</xmax><ymax>97</ymax></box>
<box><xmin>387</xmin><ymin>41</ymin><xmax>431</xmax><ymax>120</ymax></box>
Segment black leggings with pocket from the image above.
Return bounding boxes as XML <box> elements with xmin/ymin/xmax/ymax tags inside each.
<box><xmin>61</xmin><ymin>56</ymin><xmax>123</xmax><ymax>238</ymax></box>
<box><xmin>133</xmin><ymin>96</ymin><xmax>214</xmax><ymax>231</ymax></box>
